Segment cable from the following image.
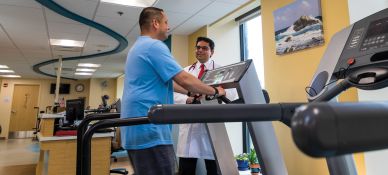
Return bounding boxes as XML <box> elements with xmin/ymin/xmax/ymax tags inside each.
<box><xmin>305</xmin><ymin>64</ymin><xmax>353</xmax><ymax>97</ymax></box>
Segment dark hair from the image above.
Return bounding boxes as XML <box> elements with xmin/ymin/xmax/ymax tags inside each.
<box><xmin>139</xmin><ymin>7</ymin><xmax>164</xmax><ymax>31</ymax></box>
<box><xmin>196</xmin><ymin>37</ymin><xmax>215</xmax><ymax>51</ymax></box>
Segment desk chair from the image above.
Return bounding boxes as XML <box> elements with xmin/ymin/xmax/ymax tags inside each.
<box><xmin>110</xmin><ymin>127</ymin><xmax>129</xmax><ymax>175</ymax></box>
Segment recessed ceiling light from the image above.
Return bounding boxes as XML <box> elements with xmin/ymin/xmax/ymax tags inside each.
<box><xmin>50</xmin><ymin>39</ymin><xmax>85</xmax><ymax>47</ymax></box>
<box><xmin>0</xmin><ymin>75</ymin><xmax>21</xmax><ymax>78</ymax></box>
<box><xmin>78</xmin><ymin>63</ymin><xmax>101</xmax><ymax>68</ymax></box>
<box><xmin>101</xmin><ymin>0</ymin><xmax>158</xmax><ymax>7</ymax></box>
<box><xmin>76</xmin><ymin>68</ymin><xmax>96</xmax><ymax>72</ymax></box>
<box><xmin>0</xmin><ymin>65</ymin><xmax>9</xmax><ymax>69</ymax></box>
<box><xmin>0</xmin><ymin>70</ymin><xmax>14</xmax><ymax>73</ymax></box>
<box><xmin>75</xmin><ymin>72</ymin><xmax>93</xmax><ymax>76</ymax></box>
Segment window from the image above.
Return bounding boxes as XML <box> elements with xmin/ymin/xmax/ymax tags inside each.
<box><xmin>239</xmin><ymin>11</ymin><xmax>265</xmax><ymax>88</ymax></box>
<box><xmin>237</xmin><ymin>7</ymin><xmax>264</xmax><ymax>153</ymax></box>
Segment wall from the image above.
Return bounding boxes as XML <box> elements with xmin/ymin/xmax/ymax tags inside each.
<box><xmin>172</xmin><ymin>35</ymin><xmax>189</xmax><ymax>67</ymax></box>
<box><xmin>88</xmin><ymin>78</ymin><xmax>117</xmax><ymax>109</ymax></box>
<box><xmin>347</xmin><ymin>1</ymin><xmax>388</xmax><ymax>174</ymax></box>
<box><xmin>188</xmin><ymin>26</ymin><xmax>208</xmax><ymax>64</ymax></box>
<box><xmin>116</xmin><ymin>75</ymin><xmax>124</xmax><ymax>100</ymax></box>
<box><xmin>0</xmin><ymin>78</ymin><xmax>90</xmax><ymax>138</ymax></box>
<box><xmin>208</xmin><ymin>20</ymin><xmax>241</xmax><ymax>65</ymax></box>
<box><xmin>261</xmin><ymin>0</ymin><xmax>364</xmax><ymax>174</ymax></box>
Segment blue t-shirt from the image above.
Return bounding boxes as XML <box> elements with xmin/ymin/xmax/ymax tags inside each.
<box><xmin>121</xmin><ymin>36</ymin><xmax>182</xmax><ymax>150</ymax></box>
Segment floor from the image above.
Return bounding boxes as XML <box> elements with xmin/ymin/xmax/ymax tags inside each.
<box><xmin>0</xmin><ymin>137</ymin><xmax>134</xmax><ymax>175</ymax></box>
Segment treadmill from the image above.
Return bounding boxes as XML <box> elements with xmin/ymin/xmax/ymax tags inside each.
<box><xmin>150</xmin><ymin>60</ymin><xmax>288</xmax><ymax>175</ymax></box>
<box><xmin>291</xmin><ymin>8</ymin><xmax>388</xmax><ymax>159</ymax></box>
<box><xmin>200</xmin><ymin>60</ymin><xmax>288</xmax><ymax>175</ymax></box>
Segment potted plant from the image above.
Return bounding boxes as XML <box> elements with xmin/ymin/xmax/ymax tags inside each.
<box><xmin>248</xmin><ymin>148</ymin><xmax>261</xmax><ymax>175</ymax></box>
<box><xmin>235</xmin><ymin>153</ymin><xmax>249</xmax><ymax>171</ymax></box>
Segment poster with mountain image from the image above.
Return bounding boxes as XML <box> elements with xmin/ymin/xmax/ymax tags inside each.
<box><xmin>273</xmin><ymin>0</ymin><xmax>324</xmax><ymax>55</ymax></box>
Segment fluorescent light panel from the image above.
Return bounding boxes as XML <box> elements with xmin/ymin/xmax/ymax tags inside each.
<box><xmin>101</xmin><ymin>0</ymin><xmax>157</xmax><ymax>7</ymax></box>
<box><xmin>50</xmin><ymin>39</ymin><xmax>85</xmax><ymax>47</ymax></box>
<box><xmin>0</xmin><ymin>75</ymin><xmax>21</xmax><ymax>78</ymax></box>
<box><xmin>0</xmin><ymin>70</ymin><xmax>14</xmax><ymax>73</ymax></box>
<box><xmin>78</xmin><ymin>63</ymin><xmax>101</xmax><ymax>68</ymax></box>
<box><xmin>0</xmin><ymin>65</ymin><xmax>9</xmax><ymax>69</ymax></box>
<box><xmin>75</xmin><ymin>72</ymin><xmax>93</xmax><ymax>76</ymax></box>
<box><xmin>76</xmin><ymin>68</ymin><xmax>96</xmax><ymax>72</ymax></box>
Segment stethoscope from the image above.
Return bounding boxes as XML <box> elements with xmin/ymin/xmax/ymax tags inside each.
<box><xmin>188</xmin><ymin>60</ymin><xmax>215</xmax><ymax>72</ymax></box>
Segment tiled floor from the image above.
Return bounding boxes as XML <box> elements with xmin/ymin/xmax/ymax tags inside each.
<box><xmin>0</xmin><ymin>137</ymin><xmax>133</xmax><ymax>175</ymax></box>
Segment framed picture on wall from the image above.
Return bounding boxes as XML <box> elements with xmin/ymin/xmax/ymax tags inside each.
<box><xmin>273</xmin><ymin>0</ymin><xmax>324</xmax><ymax>55</ymax></box>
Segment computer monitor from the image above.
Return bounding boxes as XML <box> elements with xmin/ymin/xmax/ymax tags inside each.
<box><xmin>65</xmin><ymin>98</ymin><xmax>85</xmax><ymax>124</ymax></box>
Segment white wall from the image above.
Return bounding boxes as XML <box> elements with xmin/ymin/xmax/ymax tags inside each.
<box><xmin>348</xmin><ymin>0</ymin><xmax>388</xmax><ymax>174</ymax></box>
<box><xmin>208</xmin><ymin>20</ymin><xmax>241</xmax><ymax>66</ymax></box>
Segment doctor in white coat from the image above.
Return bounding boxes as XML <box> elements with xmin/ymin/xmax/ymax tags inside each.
<box><xmin>174</xmin><ymin>37</ymin><xmax>236</xmax><ymax>175</ymax></box>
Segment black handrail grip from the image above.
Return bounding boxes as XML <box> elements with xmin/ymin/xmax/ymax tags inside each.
<box><xmin>147</xmin><ymin>103</ymin><xmax>304</xmax><ymax>126</ymax></box>
<box><xmin>81</xmin><ymin>117</ymin><xmax>149</xmax><ymax>175</ymax></box>
<box><xmin>76</xmin><ymin>113</ymin><xmax>120</xmax><ymax>175</ymax></box>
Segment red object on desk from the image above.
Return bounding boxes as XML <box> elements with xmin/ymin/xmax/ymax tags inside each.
<box><xmin>55</xmin><ymin>130</ymin><xmax>77</xmax><ymax>136</ymax></box>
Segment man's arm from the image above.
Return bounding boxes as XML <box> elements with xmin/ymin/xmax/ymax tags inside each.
<box><xmin>173</xmin><ymin>71</ymin><xmax>225</xmax><ymax>96</ymax></box>
<box><xmin>173</xmin><ymin>81</ymin><xmax>188</xmax><ymax>94</ymax></box>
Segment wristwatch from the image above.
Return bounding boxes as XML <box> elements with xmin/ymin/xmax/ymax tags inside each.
<box><xmin>206</xmin><ymin>87</ymin><xmax>219</xmax><ymax>100</ymax></box>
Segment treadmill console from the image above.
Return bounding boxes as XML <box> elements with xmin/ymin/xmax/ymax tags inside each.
<box><xmin>201</xmin><ymin>60</ymin><xmax>251</xmax><ymax>87</ymax></box>
<box><xmin>334</xmin><ymin>8</ymin><xmax>388</xmax><ymax>78</ymax></box>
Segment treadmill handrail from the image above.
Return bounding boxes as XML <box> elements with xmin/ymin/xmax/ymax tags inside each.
<box><xmin>148</xmin><ymin>103</ymin><xmax>304</xmax><ymax>126</ymax></box>
<box><xmin>292</xmin><ymin>101</ymin><xmax>388</xmax><ymax>157</ymax></box>
<box><xmin>76</xmin><ymin>113</ymin><xmax>120</xmax><ymax>175</ymax></box>
<box><xmin>81</xmin><ymin>117</ymin><xmax>149</xmax><ymax>175</ymax></box>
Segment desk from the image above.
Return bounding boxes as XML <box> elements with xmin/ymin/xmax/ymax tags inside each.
<box><xmin>36</xmin><ymin>114</ymin><xmax>113</xmax><ymax>175</ymax></box>
<box><xmin>36</xmin><ymin>133</ymin><xmax>113</xmax><ymax>175</ymax></box>
<box><xmin>38</xmin><ymin>114</ymin><xmax>64</xmax><ymax>137</ymax></box>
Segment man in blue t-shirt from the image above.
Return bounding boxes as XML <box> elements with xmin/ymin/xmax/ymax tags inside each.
<box><xmin>121</xmin><ymin>7</ymin><xmax>225</xmax><ymax>175</ymax></box>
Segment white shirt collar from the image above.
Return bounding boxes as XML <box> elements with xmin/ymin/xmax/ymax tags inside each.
<box><xmin>195</xmin><ymin>59</ymin><xmax>213</xmax><ymax>70</ymax></box>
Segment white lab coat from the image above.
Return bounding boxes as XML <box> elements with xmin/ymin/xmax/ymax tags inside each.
<box><xmin>174</xmin><ymin>59</ymin><xmax>237</xmax><ymax>160</ymax></box>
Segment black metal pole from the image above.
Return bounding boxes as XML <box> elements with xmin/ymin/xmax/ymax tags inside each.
<box><xmin>76</xmin><ymin>113</ymin><xmax>120</xmax><ymax>175</ymax></box>
<box><xmin>81</xmin><ymin>117</ymin><xmax>149</xmax><ymax>175</ymax></box>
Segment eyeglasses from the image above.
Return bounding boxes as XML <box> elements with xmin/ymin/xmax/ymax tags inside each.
<box><xmin>195</xmin><ymin>46</ymin><xmax>210</xmax><ymax>51</ymax></box>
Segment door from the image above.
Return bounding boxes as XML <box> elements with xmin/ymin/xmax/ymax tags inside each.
<box><xmin>9</xmin><ymin>84</ymin><xmax>40</xmax><ymax>132</ymax></box>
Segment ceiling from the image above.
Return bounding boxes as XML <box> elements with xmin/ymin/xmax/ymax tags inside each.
<box><xmin>0</xmin><ymin>0</ymin><xmax>251</xmax><ymax>80</ymax></box>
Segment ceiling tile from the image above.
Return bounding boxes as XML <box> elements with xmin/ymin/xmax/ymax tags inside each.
<box><xmin>96</xmin><ymin>2</ymin><xmax>142</xmax><ymax>20</ymax></box>
<box><xmin>217</xmin><ymin>0</ymin><xmax>251</xmax><ymax>5</ymax></box>
<box><xmin>0</xmin><ymin>0</ymin><xmax>41</xmax><ymax>9</ymax></box>
<box><xmin>155</xmin><ymin>0</ymin><xmax>213</xmax><ymax>14</ymax></box>
<box><xmin>0</xmin><ymin>26</ymin><xmax>15</xmax><ymax>49</ymax></box>
<box><xmin>52</xmin><ymin>0</ymin><xmax>99</xmax><ymax>19</ymax></box>
<box><xmin>45</xmin><ymin>10</ymin><xmax>82</xmax><ymax>25</ymax></box>
<box><xmin>94</xmin><ymin>16</ymin><xmax>137</xmax><ymax>36</ymax></box>
<box><xmin>164</xmin><ymin>11</ymin><xmax>192</xmax><ymax>32</ymax></box>
<box><xmin>48</xmin><ymin>21</ymin><xmax>90</xmax><ymax>36</ymax></box>
<box><xmin>199</xmin><ymin>1</ymin><xmax>241</xmax><ymax>18</ymax></box>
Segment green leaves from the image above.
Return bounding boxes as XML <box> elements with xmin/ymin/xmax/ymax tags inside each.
<box><xmin>248</xmin><ymin>148</ymin><xmax>259</xmax><ymax>164</ymax></box>
<box><xmin>235</xmin><ymin>153</ymin><xmax>249</xmax><ymax>161</ymax></box>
